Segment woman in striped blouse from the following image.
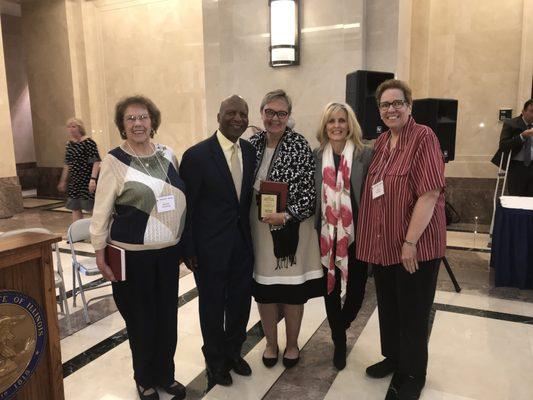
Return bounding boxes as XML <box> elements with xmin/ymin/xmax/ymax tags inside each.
<box><xmin>356</xmin><ymin>79</ymin><xmax>446</xmax><ymax>400</ymax></box>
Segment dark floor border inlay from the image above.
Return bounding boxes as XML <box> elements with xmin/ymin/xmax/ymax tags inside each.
<box><xmin>185</xmin><ymin>321</ymin><xmax>265</xmax><ymax>399</ymax></box>
<box><xmin>58</xmin><ymin>247</ymin><xmax>95</xmax><ymax>257</ymax></box>
<box><xmin>433</xmin><ymin>302</ymin><xmax>533</xmax><ymax>324</ymax></box>
<box><xmin>62</xmin><ymin>287</ymin><xmax>199</xmax><ymax>378</ymax></box>
<box><xmin>446</xmin><ymin>245</ymin><xmax>491</xmax><ymax>254</ymax></box>
<box><xmin>56</xmin><ymin>277</ymin><xmax>108</xmax><ymax>303</ymax></box>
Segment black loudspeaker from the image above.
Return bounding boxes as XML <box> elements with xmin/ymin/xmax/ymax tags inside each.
<box><xmin>346</xmin><ymin>70</ymin><xmax>394</xmax><ymax>139</ymax></box>
<box><xmin>412</xmin><ymin>98</ymin><xmax>458</xmax><ymax>162</ymax></box>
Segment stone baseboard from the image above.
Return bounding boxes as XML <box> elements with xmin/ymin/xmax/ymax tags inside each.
<box><xmin>36</xmin><ymin>167</ymin><xmax>64</xmax><ymax>198</ymax></box>
<box><xmin>445</xmin><ymin>177</ymin><xmax>496</xmax><ymax>225</ymax></box>
<box><xmin>16</xmin><ymin>162</ymin><xmax>38</xmax><ymax>190</ymax></box>
<box><xmin>0</xmin><ymin>176</ymin><xmax>23</xmax><ymax>218</ymax></box>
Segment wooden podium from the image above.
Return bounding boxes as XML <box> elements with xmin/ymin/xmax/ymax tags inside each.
<box><xmin>0</xmin><ymin>232</ymin><xmax>65</xmax><ymax>400</ymax></box>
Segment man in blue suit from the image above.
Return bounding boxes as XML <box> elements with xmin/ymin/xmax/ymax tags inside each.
<box><xmin>180</xmin><ymin>95</ymin><xmax>255</xmax><ymax>386</ymax></box>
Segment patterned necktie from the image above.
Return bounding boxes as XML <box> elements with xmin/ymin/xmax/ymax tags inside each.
<box><xmin>230</xmin><ymin>143</ymin><xmax>242</xmax><ymax>199</ymax></box>
<box><xmin>525</xmin><ymin>125</ymin><xmax>533</xmax><ymax>167</ymax></box>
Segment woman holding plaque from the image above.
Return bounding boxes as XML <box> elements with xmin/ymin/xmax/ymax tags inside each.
<box><xmin>90</xmin><ymin>95</ymin><xmax>187</xmax><ymax>400</ymax></box>
<box><xmin>313</xmin><ymin>102</ymin><xmax>373</xmax><ymax>371</ymax></box>
<box><xmin>249</xmin><ymin>89</ymin><xmax>323</xmax><ymax>369</ymax></box>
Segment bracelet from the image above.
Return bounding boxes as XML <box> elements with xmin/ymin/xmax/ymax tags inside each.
<box><xmin>90</xmin><ymin>177</ymin><xmax>97</xmax><ymax>181</ymax></box>
<box><xmin>284</xmin><ymin>212</ymin><xmax>292</xmax><ymax>224</ymax></box>
<box><xmin>404</xmin><ymin>239</ymin><xmax>417</xmax><ymax>246</ymax></box>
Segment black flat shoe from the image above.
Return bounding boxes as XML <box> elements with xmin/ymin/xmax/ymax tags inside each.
<box><xmin>262</xmin><ymin>345</ymin><xmax>279</xmax><ymax>368</ymax></box>
<box><xmin>159</xmin><ymin>380</ymin><xmax>186</xmax><ymax>399</ymax></box>
<box><xmin>385</xmin><ymin>372</ymin><xmax>406</xmax><ymax>400</ymax></box>
<box><xmin>398</xmin><ymin>375</ymin><xmax>425</xmax><ymax>400</ymax></box>
<box><xmin>206</xmin><ymin>366</ymin><xmax>232</xmax><ymax>386</ymax></box>
<box><xmin>136</xmin><ymin>383</ymin><xmax>159</xmax><ymax>400</ymax></box>
<box><xmin>282</xmin><ymin>347</ymin><xmax>300</xmax><ymax>369</ymax></box>
<box><xmin>333</xmin><ymin>341</ymin><xmax>347</xmax><ymax>370</ymax></box>
<box><xmin>228</xmin><ymin>356</ymin><xmax>252</xmax><ymax>376</ymax></box>
<box><xmin>366</xmin><ymin>358</ymin><xmax>396</xmax><ymax>378</ymax></box>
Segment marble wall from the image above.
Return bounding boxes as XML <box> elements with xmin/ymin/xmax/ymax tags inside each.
<box><xmin>21</xmin><ymin>0</ymin><xmax>76</xmax><ymax>168</ymax></box>
<box><xmin>78</xmin><ymin>0</ymin><xmax>207</xmax><ymax>159</ymax></box>
<box><xmin>409</xmin><ymin>0</ymin><xmax>530</xmax><ymax>178</ymax></box>
<box><xmin>202</xmin><ymin>0</ymin><xmax>364</xmax><ymax>148</ymax></box>
<box><xmin>363</xmin><ymin>0</ymin><xmax>398</xmax><ymax>72</ymax></box>
<box><xmin>2</xmin><ymin>14</ymin><xmax>35</xmax><ymax>164</ymax></box>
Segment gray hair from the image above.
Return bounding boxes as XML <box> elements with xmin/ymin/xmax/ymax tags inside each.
<box><xmin>260</xmin><ymin>89</ymin><xmax>292</xmax><ymax>114</ymax></box>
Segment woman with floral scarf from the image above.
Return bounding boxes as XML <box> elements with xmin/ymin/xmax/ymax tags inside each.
<box><xmin>313</xmin><ymin>102</ymin><xmax>373</xmax><ymax>370</ymax></box>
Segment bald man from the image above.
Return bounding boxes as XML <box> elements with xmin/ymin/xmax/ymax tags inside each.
<box><xmin>180</xmin><ymin>95</ymin><xmax>256</xmax><ymax>386</ymax></box>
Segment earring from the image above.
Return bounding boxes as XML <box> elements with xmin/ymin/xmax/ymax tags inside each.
<box><xmin>150</xmin><ymin>129</ymin><xmax>155</xmax><ymax>138</ymax></box>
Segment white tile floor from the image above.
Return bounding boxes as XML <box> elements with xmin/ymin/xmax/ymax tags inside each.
<box><xmin>326</xmin><ymin>295</ymin><xmax>533</xmax><ymax>400</ymax></box>
<box><xmin>51</xmin><ymin>236</ymin><xmax>533</xmax><ymax>400</ymax></box>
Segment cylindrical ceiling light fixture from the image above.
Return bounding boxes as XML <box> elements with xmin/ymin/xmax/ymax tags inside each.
<box><xmin>269</xmin><ymin>0</ymin><xmax>300</xmax><ymax>67</ymax></box>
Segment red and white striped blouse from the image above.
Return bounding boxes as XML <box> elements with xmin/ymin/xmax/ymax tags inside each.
<box><xmin>355</xmin><ymin>116</ymin><xmax>446</xmax><ymax>266</ymax></box>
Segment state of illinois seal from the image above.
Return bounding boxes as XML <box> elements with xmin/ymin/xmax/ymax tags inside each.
<box><xmin>0</xmin><ymin>290</ymin><xmax>47</xmax><ymax>400</ymax></box>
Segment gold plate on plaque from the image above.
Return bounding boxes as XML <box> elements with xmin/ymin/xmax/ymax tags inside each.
<box><xmin>0</xmin><ymin>291</ymin><xmax>46</xmax><ymax>400</ymax></box>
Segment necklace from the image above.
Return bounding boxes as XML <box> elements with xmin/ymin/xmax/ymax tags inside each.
<box><xmin>125</xmin><ymin>142</ymin><xmax>171</xmax><ymax>184</ymax></box>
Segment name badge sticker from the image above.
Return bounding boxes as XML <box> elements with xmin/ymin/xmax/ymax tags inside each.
<box><xmin>156</xmin><ymin>195</ymin><xmax>175</xmax><ymax>213</ymax></box>
<box><xmin>372</xmin><ymin>181</ymin><xmax>385</xmax><ymax>199</ymax></box>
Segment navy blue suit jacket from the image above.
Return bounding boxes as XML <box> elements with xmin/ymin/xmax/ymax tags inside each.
<box><xmin>179</xmin><ymin>133</ymin><xmax>255</xmax><ymax>270</ymax></box>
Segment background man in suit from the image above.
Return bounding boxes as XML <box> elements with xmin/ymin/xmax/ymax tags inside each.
<box><xmin>492</xmin><ymin>99</ymin><xmax>533</xmax><ymax>196</ymax></box>
<box><xmin>179</xmin><ymin>95</ymin><xmax>255</xmax><ymax>387</ymax></box>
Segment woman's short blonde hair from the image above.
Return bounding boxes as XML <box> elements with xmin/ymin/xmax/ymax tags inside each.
<box><xmin>66</xmin><ymin>117</ymin><xmax>86</xmax><ymax>136</ymax></box>
<box><xmin>316</xmin><ymin>102</ymin><xmax>363</xmax><ymax>150</ymax></box>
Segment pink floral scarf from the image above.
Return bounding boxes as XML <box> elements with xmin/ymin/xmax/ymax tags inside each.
<box><xmin>320</xmin><ymin>141</ymin><xmax>354</xmax><ymax>294</ymax></box>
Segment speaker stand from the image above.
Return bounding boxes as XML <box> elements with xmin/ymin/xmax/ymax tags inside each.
<box><xmin>442</xmin><ymin>256</ymin><xmax>461</xmax><ymax>293</ymax></box>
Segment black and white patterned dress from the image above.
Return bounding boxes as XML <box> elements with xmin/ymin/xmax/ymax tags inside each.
<box><xmin>64</xmin><ymin>138</ymin><xmax>101</xmax><ymax>211</ymax></box>
<box><xmin>249</xmin><ymin>129</ymin><xmax>324</xmax><ymax>304</ymax></box>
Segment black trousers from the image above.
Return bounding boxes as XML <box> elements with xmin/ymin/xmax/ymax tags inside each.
<box><xmin>373</xmin><ymin>259</ymin><xmax>440</xmax><ymax>377</ymax></box>
<box><xmin>323</xmin><ymin>255</ymin><xmax>368</xmax><ymax>343</ymax></box>
<box><xmin>194</xmin><ymin>231</ymin><xmax>253</xmax><ymax>369</ymax></box>
<box><xmin>112</xmin><ymin>245</ymin><xmax>180</xmax><ymax>388</ymax></box>
<box><xmin>507</xmin><ymin>161</ymin><xmax>533</xmax><ymax>196</ymax></box>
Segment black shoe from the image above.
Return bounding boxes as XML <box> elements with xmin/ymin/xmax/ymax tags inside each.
<box><xmin>398</xmin><ymin>375</ymin><xmax>425</xmax><ymax>400</ymax></box>
<box><xmin>136</xmin><ymin>383</ymin><xmax>159</xmax><ymax>400</ymax></box>
<box><xmin>206</xmin><ymin>366</ymin><xmax>233</xmax><ymax>386</ymax></box>
<box><xmin>228</xmin><ymin>356</ymin><xmax>252</xmax><ymax>376</ymax></box>
<box><xmin>282</xmin><ymin>347</ymin><xmax>300</xmax><ymax>369</ymax></box>
<box><xmin>366</xmin><ymin>358</ymin><xmax>396</xmax><ymax>378</ymax></box>
<box><xmin>333</xmin><ymin>341</ymin><xmax>347</xmax><ymax>370</ymax></box>
<box><xmin>385</xmin><ymin>372</ymin><xmax>406</xmax><ymax>400</ymax></box>
<box><xmin>159</xmin><ymin>380</ymin><xmax>186</xmax><ymax>399</ymax></box>
<box><xmin>262</xmin><ymin>346</ymin><xmax>279</xmax><ymax>368</ymax></box>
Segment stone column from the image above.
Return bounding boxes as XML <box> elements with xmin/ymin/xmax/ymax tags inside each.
<box><xmin>21</xmin><ymin>0</ymin><xmax>76</xmax><ymax>197</ymax></box>
<box><xmin>0</xmin><ymin>16</ymin><xmax>23</xmax><ymax>218</ymax></box>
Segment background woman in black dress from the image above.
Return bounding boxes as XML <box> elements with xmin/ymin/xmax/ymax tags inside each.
<box><xmin>57</xmin><ymin>117</ymin><xmax>101</xmax><ymax>222</ymax></box>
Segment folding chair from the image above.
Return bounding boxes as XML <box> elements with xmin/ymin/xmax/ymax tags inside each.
<box><xmin>67</xmin><ymin>218</ymin><xmax>111</xmax><ymax>323</ymax></box>
<box><xmin>0</xmin><ymin>228</ymin><xmax>71</xmax><ymax>331</ymax></box>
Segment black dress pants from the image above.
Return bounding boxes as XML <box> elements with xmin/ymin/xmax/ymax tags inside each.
<box><xmin>112</xmin><ymin>245</ymin><xmax>180</xmax><ymax>388</ymax></box>
<box><xmin>507</xmin><ymin>161</ymin><xmax>533</xmax><ymax>196</ymax></box>
<box><xmin>324</xmin><ymin>254</ymin><xmax>368</xmax><ymax>343</ymax></box>
<box><xmin>372</xmin><ymin>259</ymin><xmax>440</xmax><ymax>377</ymax></box>
<box><xmin>194</xmin><ymin>231</ymin><xmax>253</xmax><ymax>370</ymax></box>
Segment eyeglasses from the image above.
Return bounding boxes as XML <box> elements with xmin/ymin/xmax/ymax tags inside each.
<box><xmin>378</xmin><ymin>100</ymin><xmax>407</xmax><ymax>111</ymax></box>
<box><xmin>263</xmin><ymin>109</ymin><xmax>289</xmax><ymax>119</ymax></box>
<box><xmin>124</xmin><ymin>114</ymin><xmax>150</xmax><ymax>123</ymax></box>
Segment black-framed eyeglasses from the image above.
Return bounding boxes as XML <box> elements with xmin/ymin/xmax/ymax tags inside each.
<box><xmin>263</xmin><ymin>109</ymin><xmax>289</xmax><ymax>119</ymax></box>
<box><xmin>124</xmin><ymin>114</ymin><xmax>150</xmax><ymax>123</ymax></box>
<box><xmin>378</xmin><ymin>100</ymin><xmax>407</xmax><ymax>111</ymax></box>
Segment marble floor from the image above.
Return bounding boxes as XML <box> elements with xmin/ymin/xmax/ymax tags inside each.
<box><xmin>1</xmin><ymin>207</ymin><xmax>533</xmax><ymax>399</ymax></box>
